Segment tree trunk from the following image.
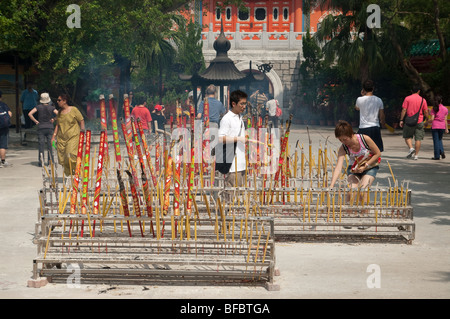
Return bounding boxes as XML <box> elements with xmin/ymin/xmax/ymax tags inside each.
<box><xmin>116</xmin><ymin>55</ymin><xmax>131</xmax><ymax>116</ymax></box>
<box><xmin>433</xmin><ymin>0</ymin><xmax>447</xmax><ymax>61</ymax></box>
<box><xmin>389</xmin><ymin>25</ymin><xmax>434</xmax><ymax>102</ymax></box>
<box><xmin>359</xmin><ymin>53</ymin><xmax>369</xmax><ymax>84</ymax></box>
<box><xmin>159</xmin><ymin>66</ymin><xmax>163</xmax><ymax>104</ymax></box>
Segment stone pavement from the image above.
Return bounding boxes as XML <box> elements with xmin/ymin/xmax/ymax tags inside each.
<box><xmin>0</xmin><ymin>125</ymin><xmax>449</xmax><ymax>299</ymax></box>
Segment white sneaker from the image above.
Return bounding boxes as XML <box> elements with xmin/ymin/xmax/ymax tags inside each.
<box><xmin>1</xmin><ymin>161</ymin><xmax>11</xmax><ymax>167</ymax></box>
<box><xmin>406</xmin><ymin>148</ymin><xmax>415</xmax><ymax>159</ymax></box>
<box><xmin>413</xmin><ymin>155</ymin><xmax>419</xmax><ymax>160</ymax></box>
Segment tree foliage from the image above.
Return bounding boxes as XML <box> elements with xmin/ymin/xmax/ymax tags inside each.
<box><xmin>314</xmin><ymin>0</ymin><xmax>449</xmax><ymax>99</ymax></box>
<box><xmin>0</xmin><ymin>0</ymin><xmax>203</xmax><ymax>105</ymax></box>
<box><xmin>300</xmin><ymin>0</ymin><xmax>449</xmax><ymax>124</ymax></box>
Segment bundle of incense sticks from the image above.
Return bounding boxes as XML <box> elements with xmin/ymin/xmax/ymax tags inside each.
<box><xmin>46</xmin><ymin>100</ymin><xmax>414</xmax><ymax>247</ymax></box>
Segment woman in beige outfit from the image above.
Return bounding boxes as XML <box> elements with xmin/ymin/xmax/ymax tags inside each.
<box><xmin>51</xmin><ymin>94</ymin><xmax>85</xmax><ymax>176</ymax></box>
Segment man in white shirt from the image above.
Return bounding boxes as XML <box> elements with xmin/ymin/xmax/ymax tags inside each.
<box><xmin>355</xmin><ymin>80</ymin><xmax>385</xmax><ymax>152</ymax></box>
<box><xmin>218</xmin><ymin>90</ymin><xmax>249</xmax><ymax>188</ymax></box>
<box><xmin>266</xmin><ymin>94</ymin><xmax>279</xmax><ymax>128</ymax></box>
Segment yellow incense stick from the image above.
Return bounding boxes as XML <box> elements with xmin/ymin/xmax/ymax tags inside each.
<box><xmin>215</xmin><ymin>213</ymin><xmax>219</xmax><ymax>241</ymax></box>
<box><xmin>262</xmin><ymin>229</ymin><xmax>271</xmax><ymax>263</ymax></box>
<box><xmin>387</xmin><ymin>161</ymin><xmax>396</xmax><ymax>184</ymax></box>
<box><xmin>246</xmin><ymin>222</ymin><xmax>253</xmax><ymax>262</ymax></box>
<box><xmin>254</xmin><ymin>224</ymin><xmax>263</xmax><ymax>263</ymax></box>
<box><xmin>43</xmin><ymin>226</ymin><xmax>53</xmax><ymax>259</ymax></box>
<box><xmin>179</xmin><ymin>216</ymin><xmax>184</xmax><ymax>241</ymax></box>
<box><xmin>194</xmin><ymin>219</ymin><xmax>197</xmax><ymax>241</ymax></box>
<box><xmin>239</xmin><ymin>219</ymin><xmax>244</xmax><ymax>240</ymax></box>
<box><xmin>232</xmin><ymin>214</ymin><xmax>235</xmax><ymax>241</ymax></box>
<box><xmin>171</xmin><ymin>215</ymin><xmax>175</xmax><ymax>240</ymax></box>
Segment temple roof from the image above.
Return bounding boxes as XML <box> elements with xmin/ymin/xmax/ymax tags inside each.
<box><xmin>179</xmin><ymin>23</ymin><xmax>264</xmax><ymax>85</ymax></box>
<box><xmin>409</xmin><ymin>39</ymin><xmax>441</xmax><ymax>57</ymax></box>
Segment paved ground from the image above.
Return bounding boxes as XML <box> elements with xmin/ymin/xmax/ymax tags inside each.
<box><xmin>0</xmin><ymin>125</ymin><xmax>449</xmax><ymax>300</ymax></box>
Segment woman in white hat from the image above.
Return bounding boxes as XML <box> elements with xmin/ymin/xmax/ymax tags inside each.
<box><xmin>28</xmin><ymin>93</ymin><xmax>58</xmax><ymax>167</ymax></box>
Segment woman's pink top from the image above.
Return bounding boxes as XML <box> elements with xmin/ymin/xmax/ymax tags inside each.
<box><xmin>430</xmin><ymin>104</ymin><xmax>448</xmax><ymax>130</ymax></box>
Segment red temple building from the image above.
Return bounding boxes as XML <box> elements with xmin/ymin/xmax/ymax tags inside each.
<box><xmin>198</xmin><ymin>0</ymin><xmax>330</xmax><ymax>33</ymax></box>
<box><xmin>180</xmin><ymin>0</ymin><xmax>335</xmax><ymax>111</ymax></box>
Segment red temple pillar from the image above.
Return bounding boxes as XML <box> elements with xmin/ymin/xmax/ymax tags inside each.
<box><xmin>294</xmin><ymin>0</ymin><xmax>302</xmax><ymax>32</ymax></box>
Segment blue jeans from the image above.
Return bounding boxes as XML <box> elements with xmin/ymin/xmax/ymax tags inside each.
<box><xmin>432</xmin><ymin>129</ymin><xmax>445</xmax><ymax>159</ymax></box>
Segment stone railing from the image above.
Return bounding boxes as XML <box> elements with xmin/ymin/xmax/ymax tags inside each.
<box><xmin>202</xmin><ymin>23</ymin><xmax>309</xmax><ymax>51</ymax></box>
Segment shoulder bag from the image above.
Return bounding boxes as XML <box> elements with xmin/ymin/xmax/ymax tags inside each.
<box><xmin>404</xmin><ymin>98</ymin><xmax>423</xmax><ymax>127</ymax></box>
<box><xmin>0</xmin><ymin>102</ymin><xmax>11</xmax><ymax>129</ymax></box>
<box><xmin>215</xmin><ymin>120</ymin><xmax>243</xmax><ymax>174</ymax></box>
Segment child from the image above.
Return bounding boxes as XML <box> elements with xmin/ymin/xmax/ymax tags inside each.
<box><xmin>151</xmin><ymin>104</ymin><xmax>166</xmax><ymax>133</ymax></box>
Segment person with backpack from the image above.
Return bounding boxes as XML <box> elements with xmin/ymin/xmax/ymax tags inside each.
<box><xmin>0</xmin><ymin>90</ymin><xmax>12</xmax><ymax>168</ymax></box>
<box><xmin>355</xmin><ymin>80</ymin><xmax>385</xmax><ymax>152</ymax></box>
<box><xmin>28</xmin><ymin>93</ymin><xmax>59</xmax><ymax>166</ymax></box>
<box><xmin>399</xmin><ymin>84</ymin><xmax>429</xmax><ymax>160</ymax></box>
<box><xmin>217</xmin><ymin>90</ymin><xmax>248</xmax><ymax>186</ymax></box>
<box><xmin>330</xmin><ymin>120</ymin><xmax>381</xmax><ymax>193</ymax></box>
<box><xmin>329</xmin><ymin>120</ymin><xmax>381</xmax><ymax>229</ymax></box>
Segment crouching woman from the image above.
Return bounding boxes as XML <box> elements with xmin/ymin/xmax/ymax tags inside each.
<box><xmin>330</xmin><ymin>120</ymin><xmax>381</xmax><ymax>191</ymax></box>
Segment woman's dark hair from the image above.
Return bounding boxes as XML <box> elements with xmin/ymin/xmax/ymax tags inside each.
<box><xmin>433</xmin><ymin>95</ymin><xmax>442</xmax><ymax>114</ymax></box>
<box><xmin>58</xmin><ymin>94</ymin><xmax>70</xmax><ymax>103</ymax></box>
<box><xmin>335</xmin><ymin>120</ymin><xmax>354</xmax><ymax>138</ymax></box>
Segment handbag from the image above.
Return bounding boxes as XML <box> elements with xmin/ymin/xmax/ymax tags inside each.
<box><xmin>214</xmin><ymin>120</ymin><xmax>243</xmax><ymax>174</ymax></box>
<box><xmin>275</xmin><ymin>106</ymin><xmax>282</xmax><ymax>117</ymax></box>
<box><xmin>350</xmin><ymin>153</ymin><xmax>381</xmax><ymax>173</ymax></box>
<box><xmin>404</xmin><ymin>98</ymin><xmax>423</xmax><ymax>127</ymax></box>
<box><xmin>343</xmin><ymin>134</ymin><xmax>381</xmax><ymax>173</ymax></box>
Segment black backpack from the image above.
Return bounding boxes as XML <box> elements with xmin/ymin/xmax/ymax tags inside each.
<box><xmin>0</xmin><ymin>102</ymin><xmax>11</xmax><ymax>129</ymax></box>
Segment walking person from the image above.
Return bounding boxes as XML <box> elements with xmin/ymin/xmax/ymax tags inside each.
<box><xmin>131</xmin><ymin>102</ymin><xmax>152</xmax><ymax>135</ymax></box>
<box><xmin>197</xmin><ymin>85</ymin><xmax>226</xmax><ymax>128</ymax></box>
<box><xmin>399</xmin><ymin>84</ymin><xmax>429</xmax><ymax>160</ymax></box>
<box><xmin>250</xmin><ymin>89</ymin><xmax>268</xmax><ymax>120</ymax></box>
<box><xmin>0</xmin><ymin>90</ymin><xmax>12</xmax><ymax>168</ymax></box>
<box><xmin>20</xmin><ymin>82</ymin><xmax>39</xmax><ymax>129</ymax></box>
<box><xmin>51</xmin><ymin>94</ymin><xmax>85</xmax><ymax>176</ymax></box>
<box><xmin>28</xmin><ymin>93</ymin><xmax>58</xmax><ymax>167</ymax></box>
<box><xmin>355</xmin><ymin>80</ymin><xmax>385</xmax><ymax>152</ymax></box>
<box><xmin>266</xmin><ymin>94</ymin><xmax>279</xmax><ymax>128</ymax></box>
<box><xmin>429</xmin><ymin>95</ymin><xmax>448</xmax><ymax>160</ymax></box>
<box><xmin>197</xmin><ymin>85</ymin><xmax>226</xmax><ymax>147</ymax></box>
<box><xmin>151</xmin><ymin>104</ymin><xmax>166</xmax><ymax>133</ymax></box>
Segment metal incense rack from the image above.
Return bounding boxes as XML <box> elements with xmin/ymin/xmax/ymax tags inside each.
<box><xmin>34</xmin><ymin>163</ymin><xmax>278</xmax><ymax>290</ymax></box>
<box><xmin>31</xmin><ymin>101</ymin><xmax>415</xmax><ymax>290</ymax></box>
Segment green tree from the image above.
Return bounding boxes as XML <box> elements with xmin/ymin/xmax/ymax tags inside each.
<box><xmin>314</xmin><ymin>0</ymin><xmax>449</xmax><ymax>102</ymax></box>
<box><xmin>315</xmin><ymin>0</ymin><xmax>385</xmax><ymax>84</ymax></box>
<box><xmin>382</xmin><ymin>0</ymin><xmax>449</xmax><ymax>101</ymax></box>
<box><xmin>298</xmin><ymin>30</ymin><xmax>323</xmax><ymax>119</ymax></box>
